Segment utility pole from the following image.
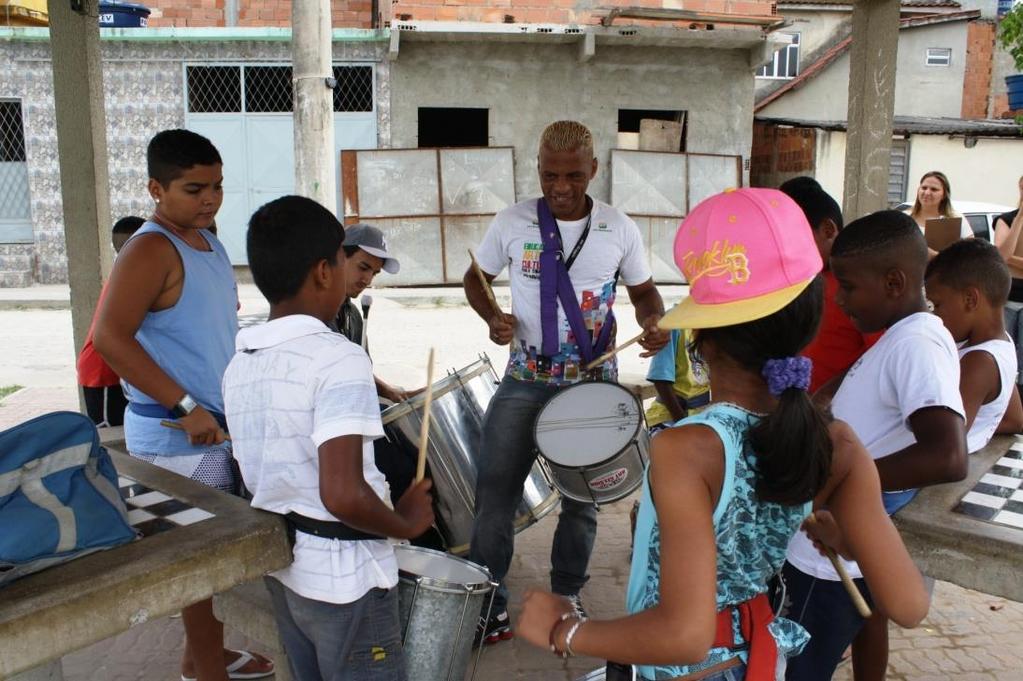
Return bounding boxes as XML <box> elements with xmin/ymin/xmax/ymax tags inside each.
<box><xmin>292</xmin><ymin>0</ymin><xmax>336</xmax><ymax>213</ymax></box>
<box><xmin>48</xmin><ymin>0</ymin><xmax>112</xmax><ymax>411</ymax></box>
<box><xmin>842</xmin><ymin>0</ymin><xmax>901</xmax><ymax>219</ymax></box>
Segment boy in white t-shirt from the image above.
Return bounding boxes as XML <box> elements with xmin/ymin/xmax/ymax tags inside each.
<box><xmin>223</xmin><ymin>196</ymin><xmax>434</xmax><ymax>681</ymax></box>
<box><xmin>925</xmin><ymin>239</ymin><xmax>1023</xmax><ymax>449</ymax></box>
<box><xmin>779</xmin><ymin>210</ymin><xmax>968</xmax><ymax>681</ymax></box>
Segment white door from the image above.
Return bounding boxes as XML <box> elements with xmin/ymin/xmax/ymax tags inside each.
<box><xmin>185</xmin><ymin>63</ymin><xmax>377</xmax><ymax>264</ymax></box>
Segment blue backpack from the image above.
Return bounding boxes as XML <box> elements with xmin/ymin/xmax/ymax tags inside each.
<box><xmin>0</xmin><ymin>411</ymin><xmax>137</xmax><ymax>586</ymax></box>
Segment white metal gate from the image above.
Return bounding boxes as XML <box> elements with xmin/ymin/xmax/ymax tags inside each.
<box><xmin>184</xmin><ymin>63</ymin><xmax>377</xmax><ymax>264</ymax></box>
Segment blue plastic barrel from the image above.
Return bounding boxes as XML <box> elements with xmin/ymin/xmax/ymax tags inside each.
<box><xmin>98</xmin><ymin>2</ymin><xmax>150</xmax><ymax>28</ymax></box>
<box><xmin>1008</xmin><ymin>74</ymin><xmax>1023</xmax><ymax>112</ymax></box>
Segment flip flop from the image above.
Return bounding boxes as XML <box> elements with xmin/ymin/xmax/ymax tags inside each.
<box><xmin>180</xmin><ymin>649</ymin><xmax>275</xmax><ymax>681</ymax></box>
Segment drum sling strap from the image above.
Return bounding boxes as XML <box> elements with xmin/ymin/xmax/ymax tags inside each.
<box><xmin>537</xmin><ymin>197</ymin><xmax>615</xmax><ymax>365</ymax></box>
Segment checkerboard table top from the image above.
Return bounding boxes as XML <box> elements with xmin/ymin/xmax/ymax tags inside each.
<box><xmin>118</xmin><ymin>475</ymin><xmax>216</xmax><ymax>537</ymax></box>
<box><xmin>953</xmin><ymin>443</ymin><xmax>1023</xmax><ymax>530</ymax></box>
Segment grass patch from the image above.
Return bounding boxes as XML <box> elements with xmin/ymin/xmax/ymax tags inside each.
<box><xmin>0</xmin><ymin>385</ymin><xmax>24</xmax><ymax>402</ymax></box>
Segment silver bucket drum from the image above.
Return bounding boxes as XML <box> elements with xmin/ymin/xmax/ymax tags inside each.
<box><xmin>534</xmin><ymin>381</ymin><xmax>649</xmax><ymax>506</ymax></box>
<box><xmin>395</xmin><ymin>545</ymin><xmax>496</xmax><ymax>681</ymax></box>
<box><xmin>382</xmin><ymin>354</ymin><xmax>560</xmax><ymax>554</ymax></box>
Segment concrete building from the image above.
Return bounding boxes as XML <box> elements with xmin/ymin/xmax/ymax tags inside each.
<box><xmin>0</xmin><ymin>0</ymin><xmax>784</xmax><ymax>286</ymax></box>
<box><xmin>749</xmin><ymin>0</ymin><xmax>1023</xmax><ymax>208</ymax></box>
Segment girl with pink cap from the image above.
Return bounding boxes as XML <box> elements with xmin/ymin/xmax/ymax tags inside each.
<box><xmin>517</xmin><ymin>188</ymin><xmax>929</xmax><ymax>680</ymax></box>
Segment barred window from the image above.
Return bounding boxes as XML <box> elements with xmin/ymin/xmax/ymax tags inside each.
<box><xmin>246</xmin><ymin>65</ymin><xmax>293</xmax><ymax>113</ymax></box>
<box><xmin>187</xmin><ymin>65</ymin><xmax>242</xmax><ymax>113</ymax></box>
<box><xmin>187</xmin><ymin>64</ymin><xmax>374</xmax><ymax>114</ymax></box>
<box><xmin>0</xmin><ymin>100</ymin><xmax>32</xmax><ymax>239</ymax></box>
<box><xmin>333</xmin><ymin>65</ymin><xmax>373</xmax><ymax>112</ymax></box>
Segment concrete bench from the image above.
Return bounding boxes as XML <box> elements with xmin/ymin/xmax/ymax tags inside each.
<box><xmin>213</xmin><ymin>581</ymin><xmax>293</xmax><ymax>681</ymax></box>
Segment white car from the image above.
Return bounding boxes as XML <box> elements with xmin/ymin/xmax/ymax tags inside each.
<box><xmin>895</xmin><ymin>201</ymin><xmax>1015</xmax><ymax>242</ymax></box>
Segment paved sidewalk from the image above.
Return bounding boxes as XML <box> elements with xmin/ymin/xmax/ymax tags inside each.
<box><xmin>2</xmin><ymin>292</ymin><xmax>1022</xmax><ymax>680</ymax></box>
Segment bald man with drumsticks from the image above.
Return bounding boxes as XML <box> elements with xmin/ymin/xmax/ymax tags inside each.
<box><xmin>463</xmin><ymin>120</ymin><xmax>669</xmax><ymax>647</ymax></box>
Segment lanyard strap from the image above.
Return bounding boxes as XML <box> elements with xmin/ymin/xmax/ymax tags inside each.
<box><xmin>560</xmin><ymin>208</ymin><xmax>592</xmax><ymax>272</ymax></box>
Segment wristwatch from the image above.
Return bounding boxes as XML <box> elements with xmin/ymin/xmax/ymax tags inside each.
<box><xmin>171</xmin><ymin>393</ymin><xmax>199</xmax><ymax>418</ymax></box>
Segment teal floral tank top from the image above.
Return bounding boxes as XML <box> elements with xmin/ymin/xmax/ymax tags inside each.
<box><xmin>625</xmin><ymin>403</ymin><xmax>811</xmax><ymax>679</ymax></box>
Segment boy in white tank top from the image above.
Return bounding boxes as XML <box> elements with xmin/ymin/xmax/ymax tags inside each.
<box><xmin>925</xmin><ymin>239</ymin><xmax>1023</xmax><ymax>449</ymax></box>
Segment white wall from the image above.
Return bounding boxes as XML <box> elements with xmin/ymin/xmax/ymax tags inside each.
<box><xmin>814</xmin><ymin>129</ymin><xmax>848</xmax><ymax>208</ymax></box>
<box><xmin>905</xmin><ymin>136</ymin><xmax>1023</xmax><ymax>207</ymax></box>
<box><xmin>760</xmin><ymin>21</ymin><xmax>969</xmax><ymax>120</ymax></box>
<box><xmin>812</xmin><ymin>131</ymin><xmax>1023</xmax><ymax>214</ymax></box>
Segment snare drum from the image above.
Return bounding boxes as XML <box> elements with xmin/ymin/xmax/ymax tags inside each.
<box><xmin>395</xmin><ymin>545</ymin><xmax>496</xmax><ymax>681</ymax></box>
<box><xmin>534</xmin><ymin>381</ymin><xmax>649</xmax><ymax>506</ymax></box>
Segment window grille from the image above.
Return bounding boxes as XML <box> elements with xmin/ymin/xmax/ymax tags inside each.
<box><xmin>245</xmin><ymin>65</ymin><xmax>293</xmax><ymax>113</ymax></box>
<box><xmin>333</xmin><ymin>65</ymin><xmax>373</xmax><ymax>112</ymax></box>
<box><xmin>187</xmin><ymin>66</ymin><xmax>242</xmax><ymax>113</ymax></box>
<box><xmin>0</xmin><ymin>100</ymin><xmax>30</xmax><ymax>223</ymax></box>
<box><xmin>187</xmin><ymin>64</ymin><xmax>374</xmax><ymax>114</ymax></box>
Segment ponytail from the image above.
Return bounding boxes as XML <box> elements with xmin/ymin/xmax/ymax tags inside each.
<box><xmin>696</xmin><ymin>275</ymin><xmax>832</xmax><ymax>506</ymax></box>
<box><xmin>749</xmin><ymin>386</ymin><xmax>832</xmax><ymax>506</ymax></box>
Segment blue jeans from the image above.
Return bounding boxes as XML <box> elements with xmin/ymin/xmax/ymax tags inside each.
<box><xmin>775</xmin><ymin>562</ymin><xmax>874</xmax><ymax>681</ymax></box>
<box><xmin>468</xmin><ymin>376</ymin><xmax>598</xmax><ymax>612</ymax></box>
<box><xmin>264</xmin><ymin>577</ymin><xmax>406</xmax><ymax>681</ymax></box>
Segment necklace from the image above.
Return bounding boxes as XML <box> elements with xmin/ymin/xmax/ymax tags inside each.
<box><xmin>713</xmin><ymin>400</ymin><xmax>768</xmax><ymax>417</ymax></box>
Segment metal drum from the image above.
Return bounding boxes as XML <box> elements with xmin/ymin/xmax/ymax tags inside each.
<box><xmin>396</xmin><ymin>545</ymin><xmax>496</xmax><ymax>681</ymax></box>
<box><xmin>382</xmin><ymin>355</ymin><xmax>560</xmax><ymax>554</ymax></box>
<box><xmin>534</xmin><ymin>381</ymin><xmax>649</xmax><ymax>506</ymax></box>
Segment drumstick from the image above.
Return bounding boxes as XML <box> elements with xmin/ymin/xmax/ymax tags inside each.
<box><xmin>415</xmin><ymin>348</ymin><xmax>436</xmax><ymax>483</ymax></box>
<box><xmin>468</xmin><ymin>249</ymin><xmax>503</xmax><ymax>318</ymax></box>
<box><xmin>583</xmin><ymin>330</ymin><xmax>646</xmax><ymax>371</ymax></box>
<box><xmin>803</xmin><ymin>514</ymin><xmax>872</xmax><ymax>618</ymax></box>
<box><xmin>160</xmin><ymin>419</ymin><xmax>232</xmax><ymax>442</ymax></box>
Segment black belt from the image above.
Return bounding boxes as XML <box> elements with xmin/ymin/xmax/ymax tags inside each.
<box><xmin>284</xmin><ymin>512</ymin><xmax>384</xmax><ymax>543</ymax></box>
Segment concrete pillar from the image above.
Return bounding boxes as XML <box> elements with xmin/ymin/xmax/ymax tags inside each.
<box><xmin>842</xmin><ymin>0</ymin><xmax>901</xmax><ymax>220</ymax></box>
<box><xmin>47</xmin><ymin>0</ymin><xmax>112</xmax><ymax>408</ymax></box>
<box><xmin>292</xmin><ymin>0</ymin><xmax>337</xmax><ymax>214</ymax></box>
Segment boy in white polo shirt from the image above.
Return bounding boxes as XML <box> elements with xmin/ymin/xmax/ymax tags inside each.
<box><xmin>223</xmin><ymin>195</ymin><xmax>434</xmax><ymax>681</ymax></box>
<box><xmin>780</xmin><ymin>210</ymin><xmax>968</xmax><ymax>681</ymax></box>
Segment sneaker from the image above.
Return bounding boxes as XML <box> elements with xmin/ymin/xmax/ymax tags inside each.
<box><xmin>565</xmin><ymin>594</ymin><xmax>588</xmax><ymax>619</ymax></box>
<box><xmin>474</xmin><ymin>609</ymin><xmax>513</xmax><ymax>647</ymax></box>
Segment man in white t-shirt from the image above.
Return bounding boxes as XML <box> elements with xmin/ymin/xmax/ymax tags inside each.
<box><xmin>224</xmin><ymin>196</ymin><xmax>434</xmax><ymax>680</ymax></box>
<box><xmin>463</xmin><ymin>120</ymin><xmax>669</xmax><ymax>645</ymax></box>
<box><xmin>778</xmin><ymin>210</ymin><xmax>968</xmax><ymax>681</ymax></box>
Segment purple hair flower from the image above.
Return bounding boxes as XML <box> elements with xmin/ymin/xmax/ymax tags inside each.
<box><xmin>762</xmin><ymin>356</ymin><xmax>812</xmax><ymax>396</ymax></box>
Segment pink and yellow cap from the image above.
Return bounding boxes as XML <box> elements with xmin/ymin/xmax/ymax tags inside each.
<box><xmin>659</xmin><ymin>187</ymin><xmax>823</xmax><ymax>330</ymax></box>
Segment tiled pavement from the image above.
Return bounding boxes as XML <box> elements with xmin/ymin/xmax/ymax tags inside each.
<box><xmin>4</xmin><ymin>388</ymin><xmax>1023</xmax><ymax>680</ymax></box>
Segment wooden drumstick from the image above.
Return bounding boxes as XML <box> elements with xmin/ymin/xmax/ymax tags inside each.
<box><xmin>468</xmin><ymin>249</ymin><xmax>503</xmax><ymax>318</ymax></box>
<box><xmin>415</xmin><ymin>348</ymin><xmax>436</xmax><ymax>483</ymax></box>
<box><xmin>583</xmin><ymin>330</ymin><xmax>646</xmax><ymax>371</ymax></box>
<box><xmin>160</xmin><ymin>419</ymin><xmax>232</xmax><ymax>442</ymax></box>
<box><xmin>804</xmin><ymin>514</ymin><xmax>873</xmax><ymax>618</ymax></box>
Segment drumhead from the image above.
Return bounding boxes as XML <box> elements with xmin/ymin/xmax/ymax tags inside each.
<box><xmin>535</xmin><ymin>382</ymin><xmax>641</xmax><ymax>467</ymax></box>
<box><xmin>380</xmin><ymin>356</ymin><xmax>495</xmax><ymax>423</ymax></box>
<box><xmin>395</xmin><ymin>545</ymin><xmax>492</xmax><ymax>591</ymax></box>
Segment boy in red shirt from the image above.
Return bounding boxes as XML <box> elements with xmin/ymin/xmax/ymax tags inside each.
<box><xmin>77</xmin><ymin>216</ymin><xmax>144</xmax><ymax>426</ymax></box>
<box><xmin>780</xmin><ymin>177</ymin><xmax>881</xmax><ymax>395</ymax></box>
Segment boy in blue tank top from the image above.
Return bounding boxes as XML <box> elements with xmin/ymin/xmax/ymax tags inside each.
<box><xmin>94</xmin><ymin>130</ymin><xmax>272</xmax><ymax>681</ymax></box>
<box><xmin>516</xmin><ymin>189</ymin><xmax>930</xmax><ymax>681</ymax></box>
